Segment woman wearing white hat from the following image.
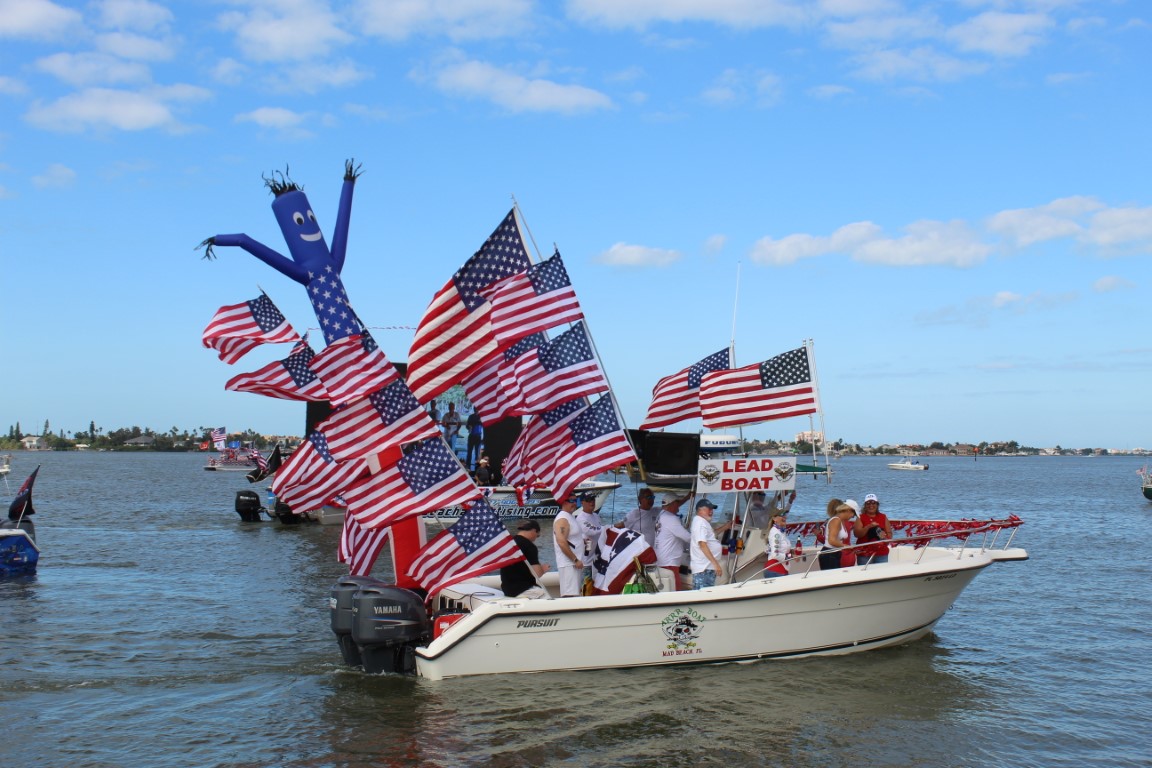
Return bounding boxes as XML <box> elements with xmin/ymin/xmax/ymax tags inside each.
<box><xmin>854</xmin><ymin>493</ymin><xmax>893</xmax><ymax>564</ymax></box>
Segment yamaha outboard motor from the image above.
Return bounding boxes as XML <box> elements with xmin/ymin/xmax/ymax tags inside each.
<box><xmin>351</xmin><ymin>584</ymin><xmax>432</xmax><ymax>675</ymax></box>
<box><xmin>234</xmin><ymin>490</ymin><xmax>263</xmax><ymax>522</ymax></box>
<box><xmin>329</xmin><ymin>576</ymin><xmax>389</xmax><ymax>667</ymax></box>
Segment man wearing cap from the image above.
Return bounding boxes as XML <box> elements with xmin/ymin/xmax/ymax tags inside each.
<box><xmin>617</xmin><ymin>487</ymin><xmax>662</xmax><ymax>546</ymax></box>
<box><xmin>500</xmin><ymin>519</ymin><xmax>549</xmax><ymax>598</ymax></box>
<box><xmin>553</xmin><ymin>495</ymin><xmax>584</xmax><ymax>597</ymax></box>
<box><xmin>575</xmin><ymin>492</ymin><xmax>605</xmax><ymax>584</ymax></box>
<box><xmin>653</xmin><ymin>492</ymin><xmax>691</xmax><ymax>590</ymax></box>
<box><xmin>853</xmin><ymin>493</ymin><xmax>893</xmax><ymax>564</ymax></box>
<box><xmin>689</xmin><ymin>499</ymin><xmax>730</xmax><ymax>589</ymax></box>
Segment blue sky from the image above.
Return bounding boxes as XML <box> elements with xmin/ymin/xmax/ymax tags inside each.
<box><xmin>2</xmin><ymin>0</ymin><xmax>1149</xmax><ymax>449</ymax></box>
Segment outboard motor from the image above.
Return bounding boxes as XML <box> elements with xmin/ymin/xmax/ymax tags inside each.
<box><xmin>351</xmin><ymin>584</ymin><xmax>432</xmax><ymax>675</ymax></box>
<box><xmin>234</xmin><ymin>490</ymin><xmax>264</xmax><ymax>522</ymax></box>
<box><xmin>329</xmin><ymin>576</ymin><xmax>389</xmax><ymax>667</ymax></box>
<box><xmin>272</xmin><ymin>499</ymin><xmax>306</xmax><ymax>524</ymax></box>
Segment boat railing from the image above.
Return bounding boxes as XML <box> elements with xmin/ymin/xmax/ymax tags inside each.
<box><xmin>779</xmin><ymin>517</ymin><xmax>1025</xmax><ymax>580</ymax></box>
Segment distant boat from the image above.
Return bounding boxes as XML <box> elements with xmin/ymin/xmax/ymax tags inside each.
<box><xmin>204</xmin><ymin>446</ymin><xmax>263</xmax><ymax>472</ymax></box>
<box><xmin>1139</xmin><ymin>466</ymin><xmax>1152</xmax><ymax>501</ymax></box>
<box><xmin>2</xmin><ymin>466</ymin><xmax>39</xmax><ymax>577</ymax></box>
<box><xmin>888</xmin><ymin>458</ymin><xmax>929</xmax><ymax>471</ymax></box>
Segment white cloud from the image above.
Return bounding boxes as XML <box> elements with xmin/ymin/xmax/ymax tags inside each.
<box><xmin>807</xmin><ymin>83</ymin><xmax>854</xmax><ymax>99</ymax></box>
<box><xmin>36</xmin><ymin>52</ymin><xmax>151</xmax><ymax>87</ymax></box>
<box><xmin>704</xmin><ymin>234</ymin><xmax>727</xmax><ymax>254</ymax></box>
<box><xmin>32</xmin><ymin>163</ymin><xmax>77</xmax><ymax>189</ymax></box>
<box><xmin>25</xmin><ymin>85</ymin><xmax>209</xmax><ymax>132</ymax></box>
<box><xmin>1093</xmin><ymin>276</ymin><xmax>1134</xmax><ymax>293</ymax></box>
<box><xmin>947</xmin><ymin>11</ymin><xmax>1054</xmax><ymax>57</ymax></box>
<box><xmin>278</xmin><ymin>60</ymin><xmax>371</xmax><ymax>93</ymax></box>
<box><xmin>356</xmin><ymin>0</ymin><xmax>533</xmax><ymax>41</ymax></box>
<box><xmin>96</xmin><ymin>0</ymin><xmax>173</xmax><ymax>32</ymax></box>
<box><xmin>985</xmin><ymin>195</ymin><xmax>1102</xmax><ymax>247</ymax></box>
<box><xmin>916</xmin><ymin>288</ymin><xmax>1078</xmax><ymax>327</ymax></box>
<box><xmin>423</xmin><ymin>56</ymin><xmax>614</xmax><ymax>114</ymax></box>
<box><xmin>749</xmin><ymin>221</ymin><xmax>881</xmax><ymax>265</ymax></box>
<box><xmin>96</xmin><ymin>31</ymin><xmax>175</xmax><ymax>61</ymax></box>
<box><xmin>218</xmin><ymin>0</ymin><xmax>351</xmax><ymax>62</ymax></box>
<box><xmin>235</xmin><ymin>106</ymin><xmax>314</xmax><ymax>138</ymax></box>
<box><xmin>0</xmin><ymin>0</ymin><xmax>83</xmax><ymax>39</ymax></box>
<box><xmin>702</xmin><ymin>68</ymin><xmax>783</xmax><ymax>107</ymax></box>
<box><xmin>566</xmin><ymin>0</ymin><xmax>811</xmax><ymax>29</ymax></box>
<box><xmin>850</xmin><ymin>46</ymin><xmax>989</xmax><ymax>81</ymax></box>
<box><xmin>824</xmin><ymin>12</ymin><xmax>940</xmax><ymax>48</ymax></box>
<box><xmin>1085</xmin><ymin>206</ymin><xmax>1152</xmax><ymax>251</ymax></box>
<box><xmin>853</xmin><ymin>220</ymin><xmax>992</xmax><ymax>266</ymax></box>
<box><xmin>597</xmin><ymin>242</ymin><xmax>681</xmax><ymax>267</ymax></box>
<box><xmin>0</xmin><ymin>76</ymin><xmax>27</xmax><ymax>95</ymax></box>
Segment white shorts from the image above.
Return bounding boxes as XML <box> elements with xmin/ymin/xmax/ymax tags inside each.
<box><xmin>558</xmin><ymin>564</ymin><xmax>583</xmax><ymax>596</ymax></box>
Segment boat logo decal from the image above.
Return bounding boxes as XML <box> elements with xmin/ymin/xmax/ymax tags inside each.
<box><xmin>698</xmin><ymin>464</ymin><xmax>721</xmax><ymax>484</ymax></box>
<box><xmin>661</xmin><ymin>607</ymin><xmax>705</xmax><ymax>655</ymax></box>
<box><xmin>774</xmin><ymin>462</ymin><xmax>795</xmax><ymax>482</ymax></box>
<box><xmin>516</xmin><ymin>618</ymin><xmax>559</xmax><ymax>629</ymax></box>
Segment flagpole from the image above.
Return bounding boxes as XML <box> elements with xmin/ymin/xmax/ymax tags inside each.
<box><xmin>730</xmin><ymin>262</ymin><xmax>743</xmax><ymax>452</ymax></box>
<box><xmin>805</xmin><ymin>339</ymin><xmax>832</xmax><ymax>483</ymax></box>
<box><xmin>510</xmin><ymin>197</ymin><xmax>542</xmax><ymax>264</ymax></box>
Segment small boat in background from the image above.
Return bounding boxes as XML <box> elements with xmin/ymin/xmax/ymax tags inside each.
<box><xmin>204</xmin><ymin>446</ymin><xmax>263</xmax><ymax>472</ymax></box>
<box><xmin>1139</xmin><ymin>466</ymin><xmax>1152</xmax><ymax>501</ymax></box>
<box><xmin>1</xmin><ymin>466</ymin><xmax>40</xmax><ymax>577</ymax></box>
<box><xmin>888</xmin><ymin>458</ymin><xmax>929</xmax><ymax>471</ymax></box>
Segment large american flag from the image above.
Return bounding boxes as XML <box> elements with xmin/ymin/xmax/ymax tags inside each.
<box><xmin>406</xmin><ymin>209</ymin><xmax>531</xmax><ymax>402</ymax></box>
<box><xmin>271</xmin><ymin>431</ymin><xmax>369</xmax><ymax>513</ymax></box>
<box><xmin>536</xmin><ymin>396</ymin><xmax>637</xmax><ymax>503</ymax></box>
<box><xmin>408</xmin><ymin>497</ymin><xmax>524</xmax><ymax>597</ymax></box>
<box><xmin>202</xmin><ymin>294</ymin><xmax>300</xmax><ymax>364</ymax></box>
<box><xmin>319</xmin><ymin>379</ymin><xmax>441</xmax><ymax>462</ymax></box>
<box><xmin>309</xmin><ymin>331</ymin><xmax>398</xmax><ymax>407</ymax></box>
<box><xmin>640</xmin><ymin>347</ymin><xmax>732</xmax><ymax>430</ymax></box>
<box><xmin>225</xmin><ymin>339</ymin><xmax>330</xmax><ymax>402</ymax></box>
<box><xmin>306</xmin><ymin>266</ymin><xmax>361</xmax><ymax>345</ymax></box>
<box><xmin>700</xmin><ymin>346</ymin><xmax>819</xmax><ymax>429</ymax></box>
<box><xmin>461</xmin><ymin>332</ymin><xmax>542</xmax><ymax>426</ymax></box>
<box><xmin>339</xmin><ymin>514</ymin><xmax>390</xmax><ymax>577</ymax></box>
<box><xmin>343</xmin><ymin>437</ymin><xmax>480</xmax><ymax>530</ymax></box>
<box><xmin>510</xmin><ymin>321</ymin><xmax>609</xmax><ymax>414</ymax></box>
<box><xmin>480</xmin><ymin>249</ymin><xmax>584</xmax><ymax>348</ymax></box>
<box><xmin>499</xmin><ymin>397</ymin><xmax>588</xmax><ymax>487</ymax></box>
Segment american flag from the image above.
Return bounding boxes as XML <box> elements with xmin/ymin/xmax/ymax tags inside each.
<box><xmin>462</xmin><ymin>332</ymin><xmax>541</xmax><ymax>426</ymax></box>
<box><xmin>536</xmin><ymin>396</ymin><xmax>637</xmax><ymax>503</ymax></box>
<box><xmin>591</xmin><ymin>527</ymin><xmax>657</xmax><ymax>595</ymax></box>
<box><xmin>271</xmin><ymin>431</ymin><xmax>369</xmax><ymax>513</ymax></box>
<box><xmin>318</xmin><ymin>379</ymin><xmax>441</xmax><ymax>462</ymax></box>
<box><xmin>339</xmin><ymin>514</ymin><xmax>390</xmax><ymax>577</ymax></box>
<box><xmin>499</xmin><ymin>397</ymin><xmax>588</xmax><ymax>487</ymax></box>
<box><xmin>406</xmin><ymin>210</ymin><xmax>531</xmax><ymax>402</ymax></box>
<box><xmin>211</xmin><ymin>427</ymin><xmax>226</xmax><ymax>451</ymax></box>
<box><xmin>306</xmin><ymin>266</ymin><xmax>361</xmax><ymax>345</ymax></box>
<box><xmin>246</xmin><ymin>444</ymin><xmax>283</xmax><ymax>484</ymax></box>
<box><xmin>408</xmin><ymin>497</ymin><xmax>524</xmax><ymax>597</ymax></box>
<box><xmin>225</xmin><ymin>339</ymin><xmax>330</xmax><ymax>402</ymax></box>
<box><xmin>308</xmin><ymin>331</ymin><xmax>398</xmax><ymax>407</ymax></box>
<box><xmin>343</xmin><ymin>437</ymin><xmax>480</xmax><ymax>530</ymax></box>
<box><xmin>480</xmin><ymin>249</ymin><xmax>584</xmax><ymax>348</ymax></box>
<box><xmin>640</xmin><ymin>347</ymin><xmax>732</xmax><ymax>430</ymax></box>
<box><xmin>202</xmin><ymin>294</ymin><xmax>300</xmax><ymax>364</ymax></box>
<box><xmin>700</xmin><ymin>346</ymin><xmax>820</xmax><ymax>429</ymax></box>
<box><xmin>510</xmin><ymin>321</ymin><xmax>609</xmax><ymax>414</ymax></box>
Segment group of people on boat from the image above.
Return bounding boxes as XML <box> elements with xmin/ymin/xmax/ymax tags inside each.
<box><xmin>498</xmin><ymin>486</ymin><xmax>898</xmax><ymax>598</ymax></box>
<box><xmin>426</xmin><ymin>400</ymin><xmax>486</xmax><ymax>471</ymax></box>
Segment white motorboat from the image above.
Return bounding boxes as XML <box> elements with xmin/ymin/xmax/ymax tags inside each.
<box><xmin>888</xmin><ymin>458</ymin><xmax>929</xmax><ymax>470</ymax></box>
<box><xmin>204</xmin><ymin>447</ymin><xmax>263</xmax><ymax>472</ymax></box>
<box><xmin>334</xmin><ymin>517</ymin><xmax>1025</xmax><ymax>679</ymax></box>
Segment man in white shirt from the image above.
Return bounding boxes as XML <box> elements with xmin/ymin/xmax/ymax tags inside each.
<box><xmin>653</xmin><ymin>492</ymin><xmax>691</xmax><ymax>590</ymax></box>
<box><xmin>619</xmin><ymin>487</ymin><xmax>661</xmax><ymax>546</ymax></box>
<box><xmin>574</xmin><ymin>492</ymin><xmax>604</xmax><ymax>581</ymax></box>
<box><xmin>552</xmin><ymin>495</ymin><xmax>584</xmax><ymax>597</ymax></box>
<box><xmin>689</xmin><ymin>498</ymin><xmax>728</xmax><ymax>589</ymax></box>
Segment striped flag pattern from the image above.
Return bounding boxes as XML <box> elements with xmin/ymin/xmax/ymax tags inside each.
<box><xmin>202</xmin><ymin>294</ymin><xmax>300</xmax><ymax>364</ymax></box>
<box><xmin>480</xmin><ymin>250</ymin><xmax>584</xmax><ymax>348</ymax></box>
<box><xmin>309</xmin><ymin>331</ymin><xmax>398</xmax><ymax>407</ymax></box>
<box><xmin>318</xmin><ymin>379</ymin><xmax>441</xmax><ymax>462</ymax></box>
<box><xmin>408</xmin><ymin>497</ymin><xmax>524</xmax><ymax>596</ymax></box>
<box><xmin>225</xmin><ymin>339</ymin><xmax>330</xmax><ymax>401</ymax></box>
<box><xmin>700</xmin><ymin>346</ymin><xmax>819</xmax><ymax>429</ymax></box>
<box><xmin>640</xmin><ymin>347</ymin><xmax>731</xmax><ymax>430</ymax></box>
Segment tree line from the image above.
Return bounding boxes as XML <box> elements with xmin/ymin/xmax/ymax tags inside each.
<box><xmin>2</xmin><ymin>422</ymin><xmax>279</xmax><ymax>452</ymax></box>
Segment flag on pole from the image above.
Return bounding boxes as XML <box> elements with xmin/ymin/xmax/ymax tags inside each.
<box><xmin>211</xmin><ymin>427</ymin><xmax>226</xmax><ymax>451</ymax></box>
<box><xmin>480</xmin><ymin>249</ymin><xmax>584</xmax><ymax>348</ymax></box>
<box><xmin>536</xmin><ymin>396</ymin><xmax>637</xmax><ymax>503</ymax></box>
<box><xmin>8</xmin><ymin>466</ymin><xmax>39</xmax><ymax>520</ymax></box>
<box><xmin>225</xmin><ymin>339</ymin><xmax>330</xmax><ymax>402</ymax></box>
<box><xmin>318</xmin><ymin>379</ymin><xmax>441</xmax><ymax>462</ymax></box>
<box><xmin>339</xmin><ymin>515</ymin><xmax>390</xmax><ymax>577</ymax></box>
<box><xmin>408</xmin><ymin>497</ymin><xmax>524</xmax><ymax>597</ymax></box>
<box><xmin>406</xmin><ymin>209</ymin><xmax>532</xmax><ymax>402</ymax></box>
<box><xmin>343</xmin><ymin>437</ymin><xmax>480</xmax><ymax>530</ymax></box>
<box><xmin>202</xmin><ymin>293</ymin><xmax>300</xmax><ymax>364</ymax></box>
<box><xmin>308</xmin><ymin>331</ymin><xmax>398</xmax><ymax>407</ymax></box>
<box><xmin>499</xmin><ymin>397</ymin><xmax>588</xmax><ymax>487</ymax></box>
<box><xmin>461</xmin><ymin>332</ymin><xmax>543</xmax><ymax>426</ymax></box>
<box><xmin>640</xmin><ymin>347</ymin><xmax>732</xmax><ymax>430</ymax></box>
<box><xmin>272</xmin><ymin>431</ymin><xmax>369</xmax><ymax>513</ymax></box>
<box><xmin>700</xmin><ymin>346</ymin><xmax>819</xmax><ymax>429</ymax></box>
<box><xmin>510</xmin><ymin>321</ymin><xmax>609</xmax><ymax>414</ymax></box>
<box><xmin>246</xmin><ymin>444</ymin><xmax>283</xmax><ymax>484</ymax></box>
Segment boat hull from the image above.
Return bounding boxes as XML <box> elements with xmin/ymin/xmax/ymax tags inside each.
<box><xmin>414</xmin><ymin>546</ymin><xmax>999</xmax><ymax>679</ymax></box>
<box><xmin>0</xmin><ymin>529</ymin><xmax>39</xmax><ymax>576</ymax></box>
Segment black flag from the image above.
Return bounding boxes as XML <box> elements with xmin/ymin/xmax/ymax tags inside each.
<box><xmin>246</xmin><ymin>445</ymin><xmax>283</xmax><ymax>483</ymax></box>
<box><xmin>8</xmin><ymin>465</ymin><xmax>39</xmax><ymax>521</ymax></box>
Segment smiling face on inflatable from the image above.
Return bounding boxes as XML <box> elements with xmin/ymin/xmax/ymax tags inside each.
<box><xmin>272</xmin><ymin>189</ymin><xmax>329</xmax><ymax>265</ymax></box>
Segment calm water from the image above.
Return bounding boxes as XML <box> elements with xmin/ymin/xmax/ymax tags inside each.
<box><xmin>3</xmin><ymin>452</ymin><xmax>1150</xmax><ymax>768</ymax></box>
